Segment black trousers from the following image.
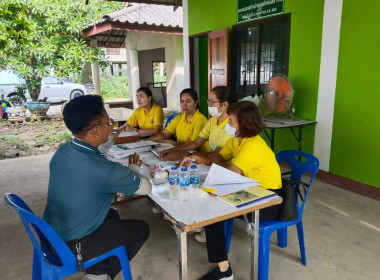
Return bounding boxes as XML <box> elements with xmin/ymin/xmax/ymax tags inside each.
<box><xmin>66</xmin><ymin>208</ymin><xmax>149</xmax><ymax>279</ymax></box>
<box><xmin>205</xmin><ymin>204</ymin><xmax>281</xmax><ymax>263</ymax></box>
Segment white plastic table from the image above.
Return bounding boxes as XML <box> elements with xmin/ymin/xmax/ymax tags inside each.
<box><xmin>110</xmin><ymin>152</ymin><xmax>282</xmax><ymax>280</ymax></box>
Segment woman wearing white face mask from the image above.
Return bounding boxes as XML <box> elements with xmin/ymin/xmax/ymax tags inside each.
<box><xmin>179</xmin><ymin>101</ymin><xmax>282</xmax><ymax>280</ymax></box>
<box><xmin>159</xmin><ymin>86</ymin><xmax>233</xmax><ymax>161</ymax></box>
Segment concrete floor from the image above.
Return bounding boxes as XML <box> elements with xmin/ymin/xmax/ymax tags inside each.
<box><xmin>0</xmin><ymin>153</ymin><xmax>379</xmax><ymax>280</ymax></box>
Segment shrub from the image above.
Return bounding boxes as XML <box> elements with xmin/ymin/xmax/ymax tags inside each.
<box><xmin>101</xmin><ymin>75</ymin><xmax>129</xmax><ymax>101</ymax></box>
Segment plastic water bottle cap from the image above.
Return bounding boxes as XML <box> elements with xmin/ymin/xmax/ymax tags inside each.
<box><xmin>181</xmin><ymin>167</ymin><xmax>187</xmax><ymax>172</ymax></box>
<box><xmin>171</xmin><ymin>166</ymin><xmax>178</xmax><ymax>170</ymax></box>
<box><xmin>190</xmin><ymin>165</ymin><xmax>197</xmax><ymax>169</ymax></box>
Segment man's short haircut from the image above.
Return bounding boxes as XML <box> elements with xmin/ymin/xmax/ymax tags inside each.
<box><xmin>227</xmin><ymin>101</ymin><xmax>264</xmax><ymax>138</ymax></box>
<box><xmin>63</xmin><ymin>95</ymin><xmax>104</xmax><ymax>134</ymax></box>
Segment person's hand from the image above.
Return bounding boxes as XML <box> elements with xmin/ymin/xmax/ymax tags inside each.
<box><xmin>179</xmin><ymin>154</ymin><xmax>202</xmax><ymax>169</ymax></box>
<box><xmin>159</xmin><ymin>150</ymin><xmax>184</xmax><ymax>161</ymax></box>
<box><xmin>124</xmin><ymin>124</ymin><xmax>137</xmax><ymax>133</ymax></box>
<box><xmin>129</xmin><ymin>152</ymin><xmax>142</xmax><ymax>167</ymax></box>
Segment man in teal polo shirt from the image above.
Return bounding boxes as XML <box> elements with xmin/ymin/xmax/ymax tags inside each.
<box><xmin>44</xmin><ymin>95</ymin><xmax>151</xmax><ymax>280</ymax></box>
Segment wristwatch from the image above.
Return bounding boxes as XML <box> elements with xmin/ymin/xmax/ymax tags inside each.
<box><xmin>188</xmin><ymin>150</ymin><xmax>196</xmax><ymax>155</ymax></box>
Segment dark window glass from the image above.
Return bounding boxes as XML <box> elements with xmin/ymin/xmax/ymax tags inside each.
<box><xmin>232</xmin><ymin>14</ymin><xmax>290</xmax><ymax>100</ymax></box>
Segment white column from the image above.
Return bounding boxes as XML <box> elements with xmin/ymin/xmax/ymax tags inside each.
<box><xmin>125</xmin><ymin>31</ymin><xmax>140</xmax><ymax>109</ymax></box>
<box><xmin>313</xmin><ymin>0</ymin><xmax>343</xmax><ymax>171</ymax></box>
<box><xmin>90</xmin><ymin>39</ymin><xmax>101</xmax><ymax>95</ymax></box>
<box><xmin>182</xmin><ymin>0</ymin><xmax>190</xmax><ymax>88</ymax></box>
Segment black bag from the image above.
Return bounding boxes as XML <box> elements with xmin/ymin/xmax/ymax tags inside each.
<box><xmin>276</xmin><ymin>177</ymin><xmax>299</xmax><ymax>221</ymax></box>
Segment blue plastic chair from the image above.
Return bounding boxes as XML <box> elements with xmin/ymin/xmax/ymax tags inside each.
<box><xmin>224</xmin><ymin>150</ymin><xmax>319</xmax><ymax>280</ymax></box>
<box><xmin>4</xmin><ymin>193</ymin><xmax>133</xmax><ymax>280</ymax></box>
<box><xmin>164</xmin><ymin>113</ymin><xmax>178</xmax><ymax>128</ymax></box>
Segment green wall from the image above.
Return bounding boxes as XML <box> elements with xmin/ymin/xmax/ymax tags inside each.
<box><xmin>188</xmin><ymin>0</ymin><xmax>324</xmax><ymax>155</ymax></box>
<box><xmin>330</xmin><ymin>0</ymin><xmax>380</xmax><ymax>187</ymax></box>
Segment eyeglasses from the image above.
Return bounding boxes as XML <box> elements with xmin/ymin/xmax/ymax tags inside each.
<box><xmin>83</xmin><ymin>118</ymin><xmax>115</xmax><ymax>131</ymax></box>
<box><xmin>207</xmin><ymin>99</ymin><xmax>220</xmax><ymax>105</ymax></box>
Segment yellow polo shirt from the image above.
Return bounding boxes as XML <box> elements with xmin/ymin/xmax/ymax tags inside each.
<box><xmin>165</xmin><ymin>110</ymin><xmax>209</xmax><ymax>151</ymax></box>
<box><xmin>127</xmin><ymin>103</ymin><xmax>164</xmax><ymax>129</ymax></box>
<box><xmin>199</xmin><ymin>116</ymin><xmax>231</xmax><ymax>152</ymax></box>
<box><xmin>219</xmin><ymin>135</ymin><xmax>281</xmax><ymax>189</ymax></box>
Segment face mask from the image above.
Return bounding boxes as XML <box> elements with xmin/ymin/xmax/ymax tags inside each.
<box><xmin>224</xmin><ymin>123</ymin><xmax>237</xmax><ymax>137</ymax></box>
<box><xmin>208</xmin><ymin>106</ymin><xmax>222</xmax><ymax>117</ymax></box>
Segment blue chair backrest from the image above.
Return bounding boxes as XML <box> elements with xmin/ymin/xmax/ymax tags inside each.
<box><xmin>4</xmin><ymin>193</ymin><xmax>77</xmax><ymax>272</ymax></box>
<box><xmin>276</xmin><ymin>150</ymin><xmax>319</xmax><ymax>218</ymax></box>
<box><xmin>164</xmin><ymin>113</ymin><xmax>178</xmax><ymax>128</ymax></box>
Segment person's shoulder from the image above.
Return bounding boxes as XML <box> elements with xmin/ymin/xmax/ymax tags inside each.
<box><xmin>153</xmin><ymin>103</ymin><xmax>163</xmax><ymax>111</ymax></box>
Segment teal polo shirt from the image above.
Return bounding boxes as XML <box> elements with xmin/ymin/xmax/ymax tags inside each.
<box><xmin>43</xmin><ymin>139</ymin><xmax>141</xmax><ymax>241</ymax></box>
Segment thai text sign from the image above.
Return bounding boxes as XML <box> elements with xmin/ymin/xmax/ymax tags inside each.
<box><xmin>237</xmin><ymin>0</ymin><xmax>284</xmax><ymax>23</ymax></box>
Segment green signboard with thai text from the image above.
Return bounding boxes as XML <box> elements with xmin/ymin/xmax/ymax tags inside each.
<box><xmin>237</xmin><ymin>0</ymin><xmax>284</xmax><ymax>23</ymax></box>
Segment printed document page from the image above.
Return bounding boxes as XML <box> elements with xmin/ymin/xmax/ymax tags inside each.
<box><xmin>202</xmin><ymin>164</ymin><xmax>259</xmax><ymax>196</ymax></box>
<box><xmin>121</xmin><ymin>140</ymin><xmax>158</xmax><ymax>149</ymax></box>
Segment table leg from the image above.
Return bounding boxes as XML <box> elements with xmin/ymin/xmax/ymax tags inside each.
<box><xmin>250</xmin><ymin>210</ymin><xmax>259</xmax><ymax>280</ymax></box>
<box><xmin>270</xmin><ymin>129</ymin><xmax>275</xmax><ymax>151</ymax></box>
<box><xmin>299</xmin><ymin>126</ymin><xmax>303</xmax><ymax>151</ymax></box>
<box><xmin>173</xmin><ymin>224</ymin><xmax>187</xmax><ymax>280</ymax></box>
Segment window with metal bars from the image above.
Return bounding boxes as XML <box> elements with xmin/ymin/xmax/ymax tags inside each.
<box><xmin>232</xmin><ymin>14</ymin><xmax>290</xmax><ymax>100</ymax></box>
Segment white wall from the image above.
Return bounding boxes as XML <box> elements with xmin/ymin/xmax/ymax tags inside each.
<box><xmin>125</xmin><ymin>31</ymin><xmax>184</xmax><ymax>109</ymax></box>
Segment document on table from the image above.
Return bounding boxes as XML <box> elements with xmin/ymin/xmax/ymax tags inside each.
<box><xmin>107</xmin><ymin>145</ymin><xmax>151</xmax><ymax>159</ymax></box>
<box><xmin>118</xmin><ymin>132</ymin><xmax>139</xmax><ymax>137</ymax></box>
<box><xmin>202</xmin><ymin>163</ymin><xmax>259</xmax><ymax>196</ymax></box>
<box><xmin>150</xmin><ymin>143</ymin><xmax>174</xmax><ymax>157</ymax></box>
<box><xmin>120</xmin><ymin>140</ymin><xmax>158</xmax><ymax>149</ymax></box>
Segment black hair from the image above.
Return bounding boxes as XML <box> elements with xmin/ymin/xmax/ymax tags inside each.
<box><xmin>211</xmin><ymin>86</ymin><xmax>235</xmax><ymax>105</ymax></box>
<box><xmin>227</xmin><ymin>101</ymin><xmax>264</xmax><ymax>138</ymax></box>
<box><xmin>137</xmin><ymin>87</ymin><xmax>153</xmax><ymax>103</ymax></box>
<box><xmin>180</xmin><ymin>88</ymin><xmax>200</xmax><ymax>109</ymax></box>
<box><xmin>63</xmin><ymin>95</ymin><xmax>104</xmax><ymax>134</ymax></box>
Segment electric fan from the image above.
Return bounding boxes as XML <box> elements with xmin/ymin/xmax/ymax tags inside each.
<box><xmin>264</xmin><ymin>73</ymin><xmax>295</xmax><ymax>116</ymax></box>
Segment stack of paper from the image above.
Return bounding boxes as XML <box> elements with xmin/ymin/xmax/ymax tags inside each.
<box><xmin>107</xmin><ymin>145</ymin><xmax>151</xmax><ymax>159</ymax></box>
<box><xmin>202</xmin><ymin>164</ymin><xmax>259</xmax><ymax>196</ymax></box>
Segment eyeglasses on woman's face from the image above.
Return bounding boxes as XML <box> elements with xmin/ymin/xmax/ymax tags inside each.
<box><xmin>207</xmin><ymin>99</ymin><xmax>220</xmax><ymax>105</ymax></box>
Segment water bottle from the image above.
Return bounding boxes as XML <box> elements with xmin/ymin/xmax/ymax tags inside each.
<box><xmin>189</xmin><ymin>165</ymin><xmax>200</xmax><ymax>189</ymax></box>
<box><xmin>168</xmin><ymin>166</ymin><xmax>179</xmax><ymax>200</ymax></box>
<box><xmin>179</xmin><ymin>167</ymin><xmax>190</xmax><ymax>201</ymax></box>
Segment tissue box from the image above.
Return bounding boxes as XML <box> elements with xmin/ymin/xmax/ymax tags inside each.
<box><xmin>149</xmin><ymin>164</ymin><xmax>168</xmax><ymax>179</ymax></box>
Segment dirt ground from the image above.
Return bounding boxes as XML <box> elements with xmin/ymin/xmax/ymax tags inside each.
<box><xmin>0</xmin><ymin>115</ymin><xmax>72</xmax><ymax>159</ymax></box>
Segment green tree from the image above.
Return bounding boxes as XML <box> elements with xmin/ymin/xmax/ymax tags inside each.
<box><xmin>0</xmin><ymin>0</ymin><xmax>120</xmax><ymax>101</ymax></box>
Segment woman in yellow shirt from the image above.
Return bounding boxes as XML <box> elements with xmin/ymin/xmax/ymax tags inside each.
<box><xmin>122</xmin><ymin>87</ymin><xmax>164</xmax><ymax>137</ymax></box>
<box><xmin>159</xmin><ymin>86</ymin><xmax>233</xmax><ymax>161</ymax></box>
<box><xmin>149</xmin><ymin>88</ymin><xmax>208</xmax><ymax>147</ymax></box>
<box><xmin>180</xmin><ymin>101</ymin><xmax>282</xmax><ymax>280</ymax></box>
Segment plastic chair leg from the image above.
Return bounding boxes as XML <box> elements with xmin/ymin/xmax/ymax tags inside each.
<box><xmin>296</xmin><ymin>221</ymin><xmax>306</xmax><ymax>265</ymax></box>
<box><xmin>224</xmin><ymin>219</ymin><xmax>234</xmax><ymax>253</ymax></box>
<box><xmin>276</xmin><ymin>227</ymin><xmax>288</xmax><ymax>248</ymax></box>
<box><xmin>258</xmin><ymin>230</ymin><xmax>272</xmax><ymax>280</ymax></box>
<box><xmin>32</xmin><ymin>250</ymin><xmax>41</xmax><ymax>280</ymax></box>
<box><xmin>118</xmin><ymin>249</ymin><xmax>133</xmax><ymax>280</ymax></box>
